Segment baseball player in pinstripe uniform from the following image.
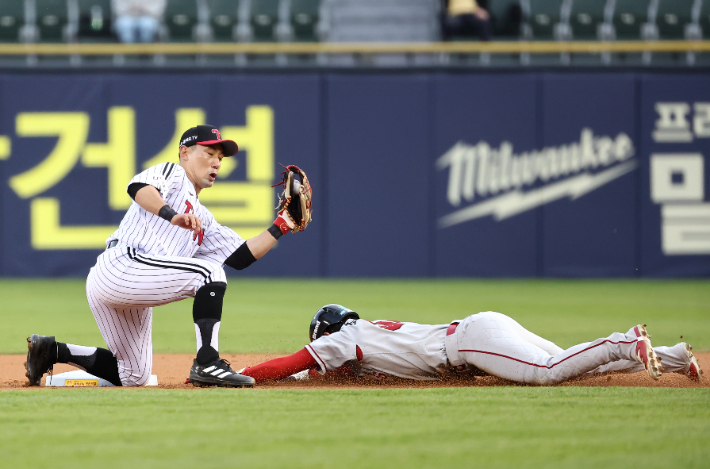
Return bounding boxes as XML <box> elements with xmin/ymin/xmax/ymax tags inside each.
<box><xmin>239</xmin><ymin>306</ymin><xmax>703</xmax><ymax>385</ymax></box>
<box><xmin>25</xmin><ymin>125</ymin><xmax>308</xmax><ymax>388</ymax></box>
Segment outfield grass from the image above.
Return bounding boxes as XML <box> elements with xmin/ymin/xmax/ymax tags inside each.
<box><xmin>2</xmin><ymin>278</ymin><xmax>709</xmax><ymax>354</ymax></box>
<box><xmin>2</xmin><ymin>279</ymin><xmax>709</xmax><ymax>468</ymax></box>
<box><xmin>1</xmin><ymin>387</ymin><xmax>708</xmax><ymax>469</ymax></box>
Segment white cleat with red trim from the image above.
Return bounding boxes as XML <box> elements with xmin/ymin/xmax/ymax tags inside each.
<box><xmin>632</xmin><ymin>324</ymin><xmax>663</xmax><ymax>380</ymax></box>
<box><xmin>684</xmin><ymin>343</ymin><xmax>703</xmax><ymax>381</ymax></box>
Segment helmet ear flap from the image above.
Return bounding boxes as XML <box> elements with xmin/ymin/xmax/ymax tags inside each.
<box><xmin>309</xmin><ymin>318</ymin><xmax>328</xmax><ymax>342</ymax></box>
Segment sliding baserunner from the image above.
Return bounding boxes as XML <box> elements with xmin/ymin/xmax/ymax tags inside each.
<box><xmin>238</xmin><ymin>305</ymin><xmax>702</xmax><ymax>385</ymax></box>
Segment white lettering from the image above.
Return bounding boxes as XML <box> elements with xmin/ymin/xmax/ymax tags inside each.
<box><xmin>558</xmin><ymin>144</ymin><xmax>571</xmax><ymax>176</ymax></box>
<box><xmin>461</xmin><ymin>146</ymin><xmax>477</xmax><ymax>203</ymax></box>
<box><xmin>569</xmin><ymin>143</ymin><xmax>582</xmax><ymax>173</ymax></box>
<box><xmin>435</xmin><ymin>128</ymin><xmax>635</xmax><ymax>207</ymax></box>
<box><xmin>650</xmin><ymin>154</ymin><xmax>704</xmax><ymax>203</ymax></box>
<box><xmin>437</xmin><ymin>142</ymin><xmax>466</xmax><ymax>207</ymax></box>
<box><xmin>438</xmin><ymin>160</ymin><xmax>639</xmax><ymax>228</ymax></box>
<box><xmin>498</xmin><ymin>142</ymin><xmax>513</xmax><ymax>191</ymax></box>
<box><xmin>522</xmin><ymin>152</ymin><xmax>536</xmax><ymax>185</ymax></box>
<box><xmin>661</xmin><ymin>204</ymin><xmax>710</xmax><ymax>255</ymax></box>
<box><xmin>596</xmin><ymin>136</ymin><xmax>614</xmax><ymax>166</ymax></box>
<box><xmin>580</xmin><ymin>128</ymin><xmax>598</xmax><ymax>169</ymax></box>
<box><xmin>476</xmin><ymin>141</ymin><xmax>490</xmax><ymax>197</ymax></box>
<box><xmin>509</xmin><ymin>150</ymin><xmax>522</xmax><ymax>189</ymax></box>
<box><xmin>653</xmin><ymin>102</ymin><xmax>693</xmax><ymax>142</ymax></box>
<box><xmin>614</xmin><ymin>133</ymin><xmax>634</xmax><ymax>161</ymax></box>
<box><xmin>693</xmin><ymin>103</ymin><xmax>710</xmax><ymax>138</ymax></box>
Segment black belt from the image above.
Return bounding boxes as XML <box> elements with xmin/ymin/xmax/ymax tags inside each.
<box><xmin>107</xmin><ymin>239</ymin><xmax>119</xmax><ymax>249</ymax></box>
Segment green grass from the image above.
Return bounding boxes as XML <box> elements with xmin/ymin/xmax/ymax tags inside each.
<box><xmin>2</xmin><ymin>279</ymin><xmax>709</xmax><ymax>468</ymax></box>
<box><xmin>1</xmin><ymin>387</ymin><xmax>708</xmax><ymax>469</ymax></box>
<box><xmin>2</xmin><ymin>278</ymin><xmax>709</xmax><ymax>354</ymax></box>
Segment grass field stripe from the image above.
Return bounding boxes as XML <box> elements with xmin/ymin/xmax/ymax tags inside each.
<box><xmin>460</xmin><ymin>338</ymin><xmax>637</xmax><ymax>369</ymax></box>
<box><xmin>1</xmin><ymin>385</ymin><xmax>706</xmax><ymax>467</ymax></box>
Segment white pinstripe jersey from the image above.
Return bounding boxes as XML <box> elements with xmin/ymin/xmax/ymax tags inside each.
<box><xmin>305</xmin><ymin>319</ymin><xmax>449</xmax><ymax>380</ymax></box>
<box><xmin>109</xmin><ymin>162</ymin><xmax>244</xmax><ymax>264</ymax></box>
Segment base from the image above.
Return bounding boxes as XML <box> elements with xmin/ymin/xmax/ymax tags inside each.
<box><xmin>44</xmin><ymin>370</ymin><xmax>158</xmax><ymax>387</ymax></box>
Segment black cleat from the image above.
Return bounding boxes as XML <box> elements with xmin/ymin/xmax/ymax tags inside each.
<box><xmin>188</xmin><ymin>358</ymin><xmax>255</xmax><ymax>388</ymax></box>
<box><xmin>25</xmin><ymin>334</ymin><xmax>57</xmax><ymax>386</ymax></box>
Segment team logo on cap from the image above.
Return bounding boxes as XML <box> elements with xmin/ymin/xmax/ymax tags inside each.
<box><xmin>212</xmin><ymin>129</ymin><xmax>221</xmax><ymax>140</ymax></box>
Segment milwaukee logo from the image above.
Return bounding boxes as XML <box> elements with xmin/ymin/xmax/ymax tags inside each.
<box><xmin>437</xmin><ymin>128</ymin><xmax>637</xmax><ymax>228</ymax></box>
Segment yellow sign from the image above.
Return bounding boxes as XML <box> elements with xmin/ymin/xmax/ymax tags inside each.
<box><xmin>0</xmin><ymin>135</ymin><xmax>10</xmax><ymax>159</ymax></box>
<box><xmin>64</xmin><ymin>380</ymin><xmax>99</xmax><ymax>387</ymax></box>
<box><xmin>6</xmin><ymin>106</ymin><xmax>275</xmax><ymax>250</ymax></box>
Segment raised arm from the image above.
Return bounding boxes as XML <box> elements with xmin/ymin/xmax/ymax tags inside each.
<box><xmin>221</xmin><ymin>164</ymin><xmax>312</xmax><ymax>270</ymax></box>
<box><xmin>245</xmin><ymin>229</ymin><xmax>278</xmax><ymax>260</ymax></box>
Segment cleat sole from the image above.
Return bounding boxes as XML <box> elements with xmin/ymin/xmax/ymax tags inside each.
<box><xmin>634</xmin><ymin>325</ymin><xmax>662</xmax><ymax>380</ymax></box>
<box><xmin>189</xmin><ymin>378</ymin><xmax>253</xmax><ymax>388</ymax></box>
<box><xmin>685</xmin><ymin>343</ymin><xmax>703</xmax><ymax>381</ymax></box>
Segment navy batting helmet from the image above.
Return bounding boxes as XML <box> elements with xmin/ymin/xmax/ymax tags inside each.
<box><xmin>309</xmin><ymin>304</ymin><xmax>359</xmax><ymax>342</ymax></box>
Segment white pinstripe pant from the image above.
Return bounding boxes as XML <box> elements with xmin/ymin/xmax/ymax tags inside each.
<box><xmin>86</xmin><ymin>244</ymin><xmax>226</xmax><ymax>386</ymax></box>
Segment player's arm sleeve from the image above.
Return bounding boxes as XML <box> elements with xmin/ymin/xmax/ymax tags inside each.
<box><xmin>126</xmin><ymin>162</ymin><xmax>180</xmax><ymax>199</ymax></box>
<box><xmin>241</xmin><ymin>348</ymin><xmax>317</xmax><ymax>383</ymax></box>
<box><xmin>193</xmin><ymin>215</ymin><xmax>245</xmax><ymax>265</ymax></box>
<box><xmin>127</xmin><ymin>182</ymin><xmax>149</xmax><ymax>200</ymax></box>
<box><xmin>224</xmin><ymin>242</ymin><xmax>256</xmax><ymax>270</ymax></box>
<box><xmin>305</xmin><ymin>332</ymin><xmax>358</xmax><ymax>375</ymax></box>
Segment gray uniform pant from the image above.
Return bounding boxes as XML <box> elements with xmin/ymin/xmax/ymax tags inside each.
<box><xmin>446</xmin><ymin>312</ymin><xmax>690</xmax><ymax>385</ymax></box>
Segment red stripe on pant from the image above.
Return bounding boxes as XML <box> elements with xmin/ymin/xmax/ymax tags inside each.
<box><xmin>459</xmin><ymin>338</ymin><xmax>635</xmax><ymax>369</ymax></box>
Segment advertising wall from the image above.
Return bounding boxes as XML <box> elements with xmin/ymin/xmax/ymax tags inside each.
<box><xmin>0</xmin><ymin>71</ymin><xmax>708</xmax><ymax>277</ymax></box>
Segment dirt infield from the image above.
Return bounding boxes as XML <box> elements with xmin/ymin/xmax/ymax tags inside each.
<box><xmin>2</xmin><ymin>353</ymin><xmax>708</xmax><ymax>390</ymax></box>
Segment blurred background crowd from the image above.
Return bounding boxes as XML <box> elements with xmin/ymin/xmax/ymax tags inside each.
<box><xmin>0</xmin><ymin>0</ymin><xmax>705</xmax><ymax>46</ymax></box>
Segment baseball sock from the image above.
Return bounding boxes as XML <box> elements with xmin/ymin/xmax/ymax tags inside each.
<box><xmin>56</xmin><ymin>342</ymin><xmax>122</xmax><ymax>387</ymax></box>
<box><xmin>193</xmin><ymin>282</ymin><xmax>227</xmax><ymax>365</ymax></box>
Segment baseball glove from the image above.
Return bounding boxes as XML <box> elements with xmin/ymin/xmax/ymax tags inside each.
<box><xmin>274</xmin><ymin>164</ymin><xmax>312</xmax><ymax>233</ymax></box>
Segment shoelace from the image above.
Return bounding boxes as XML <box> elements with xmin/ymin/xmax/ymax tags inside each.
<box><xmin>217</xmin><ymin>359</ymin><xmax>234</xmax><ymax>373</ymax></box>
